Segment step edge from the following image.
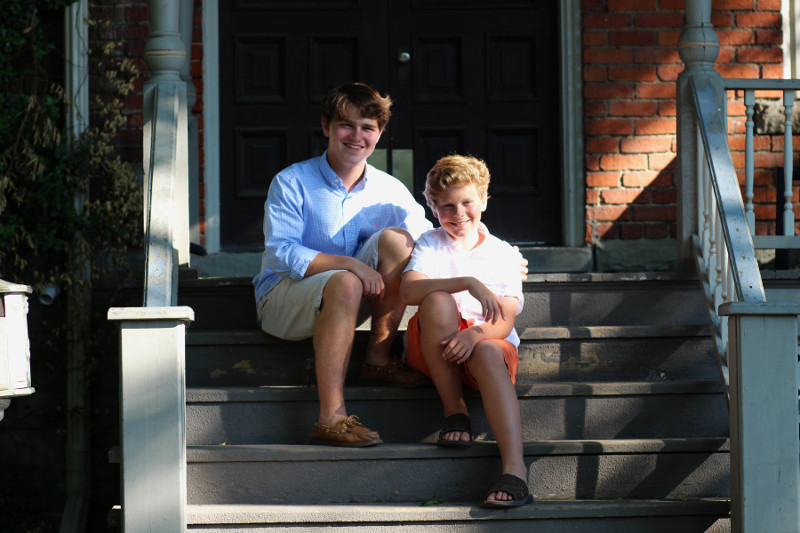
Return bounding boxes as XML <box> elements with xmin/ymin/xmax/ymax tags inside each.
<box><xmin>185</xmin><ymin>438</ymin><xmax>731</xmax><ymax>463</ymax></box>
<box><xmin>185</xmin><ymin>499</ymin><xmax>730</xmax><ymax>525</ymax></box>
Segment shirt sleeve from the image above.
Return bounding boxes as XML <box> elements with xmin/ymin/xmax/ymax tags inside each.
<box><xmin>263</xmin><ymin>171</ymin><xmax>318</xmax><ymax>280</ymax></box>
<box><xmin>492</xmin><ymin>242</ymin><xmax>524</xmax><ymax>316</ymax></box>
<box><xmin>404</xmin><ymin>231</ymin><xmax>438</xmax><ymax>276</ymax></box>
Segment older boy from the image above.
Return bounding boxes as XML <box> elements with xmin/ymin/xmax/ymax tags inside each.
<box><xmin>254</xmin><ymin>83</ymin><xmax>432</xmax><ymax>447</ymax></box>
<box><xmin>400</xmin><ymin>155</ymin><xmax>532</xmax><ymax>507</ymax></box>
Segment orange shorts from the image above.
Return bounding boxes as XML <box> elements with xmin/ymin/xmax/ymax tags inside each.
<box><xmin>405</xmin><ymin>312</ymin><xmax>518</xmax><ymax>391</ymax></box>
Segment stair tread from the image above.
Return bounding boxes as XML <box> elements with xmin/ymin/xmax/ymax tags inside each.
<box><xmin>186</xmin><ymin>438</ymin><xmax>730</xmax><ymax>462</ymax></box>
<box><xmin>185</xmin><ymin>499</ymin><xmax>730</xmax><ymax>524</ymax></box>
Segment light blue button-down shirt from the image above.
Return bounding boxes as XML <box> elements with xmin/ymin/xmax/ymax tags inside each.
<box><xmin>253</xmin><ymin>152</ymin><xmax>433</xmax><ymax>303</ymax></box>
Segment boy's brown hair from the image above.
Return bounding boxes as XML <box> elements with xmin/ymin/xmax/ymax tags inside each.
<box><xmin>424</xmin><ymin>155</ymin><xmax>491</xmax><ymax>211</ymax></box>
<box><xmin>321</xmin><ymin>83</ymin><xmax>393</xmax><ymax>131</ymax></box>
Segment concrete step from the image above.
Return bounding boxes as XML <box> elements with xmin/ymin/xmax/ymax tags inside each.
<box><xmin>185</xmin><ymin>324</ymin><xmax>718</xmax><ymax>387</ymax></box>
<box><xmin>186</xmin><ymin>381</ymin><xmax>728</xmax><ymax>445</ymax></box>
<box><xmin>185</xmin><ymin>439</ymin><xmax>730</xmax><ymax>505</ymax></box>
<box><xmin>178</xmin><ymin>272</ymin><xmax>708</xmax><ymax>331</ymax></box>
<box><xmin>181</xmin><ymin>499</ymin><xmax>730</xmax><ymax>532</ymax></box>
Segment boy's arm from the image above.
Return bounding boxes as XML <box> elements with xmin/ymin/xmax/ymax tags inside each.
<box><xmin>401</xmin><ymin>270</ymin><xmax>507</xmax><ymax>324</ymax></box>
<box><xmin>442</xmin><ymin>297</ymin><xmax>519</xmax><ymax>364</ymax></box>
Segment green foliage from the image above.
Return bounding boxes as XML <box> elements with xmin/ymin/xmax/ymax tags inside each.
<box><xmin>0</xmin><ymin>3</ymin><xmax>143</xmax><ymax>529</ymax></box>
<box><xmin>0</xmin><ymin>0</ymin><xmax>142</xmax><ymax>293</ymax></box>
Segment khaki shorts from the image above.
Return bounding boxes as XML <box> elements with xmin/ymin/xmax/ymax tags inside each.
<box><xmin>257</xmin><ymin>230</ymin><xmax>382</xmax><ymax>341</ymax></box>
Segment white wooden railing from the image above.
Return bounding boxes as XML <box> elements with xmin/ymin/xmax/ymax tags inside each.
<box><xmin>688</xmin><ymin>72</ymin><xmax>800</xmax><ymax>532</ymax></box>
<box><xmin>107</xmin><ymin>3</ymin><xmax>194</xmax><ymax>531</ymax></box>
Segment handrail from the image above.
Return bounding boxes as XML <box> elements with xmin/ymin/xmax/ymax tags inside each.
<box><xmin>143</xmin><ymin>82</ymin><xmax>181</xmax><ymax>307</ymax></box>
<box><xmin>690</xmin><ymin>76</ymin><xmax>767</xmax><ymax>390</ymax></box>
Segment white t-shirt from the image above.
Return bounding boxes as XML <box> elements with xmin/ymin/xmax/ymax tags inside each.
<box><xmin>405</xmin><ymin>226</ymin><xmax>523</xmax><ymax>347</ymax></box>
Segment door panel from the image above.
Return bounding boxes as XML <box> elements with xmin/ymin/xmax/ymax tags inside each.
<box><xmin>219</xmin><ymin>0</ymin><xmax>560</xmax><ymax>249</ymax></box>
<box><xmin>219</xmin><ymin>1</ymin><xmax>387</xmax><ymax>249</ymax></box>
<box><xmin>388</xmin><ymin>1</ymin><xmax>561</xmax><ymax>244</ymax></box>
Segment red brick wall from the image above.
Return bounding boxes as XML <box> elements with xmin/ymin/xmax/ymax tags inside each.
<box><xmin>583</xmin><ymin>0</ymin><xmax>785</xmax><ymax>245</ymax></box>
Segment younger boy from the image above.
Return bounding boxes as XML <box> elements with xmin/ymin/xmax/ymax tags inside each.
<box><xmin>400</xmin><ymin>155</ymin><xmax>531</xmax><ymax>507</ymax></box>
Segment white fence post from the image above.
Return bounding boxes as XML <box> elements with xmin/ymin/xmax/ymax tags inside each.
<box><xmin>719</xmin><ymin>301</ymin><xmax>800</xmax><ymax>533</ymax></box>
<box><xmin>108</xmin><ymin>306</ymin><xmax>194</xmax><ymax>533</ymax></box>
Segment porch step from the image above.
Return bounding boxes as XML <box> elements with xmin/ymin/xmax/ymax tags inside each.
<box><xmin>178</xmin><ymin>271</ymin><xmax>708</xmax><ymax>331</ymax></box>
<box><xmin>185</xmin><ymin>324</ymin><xmax>718</xmax><ymax>387</ymax></box>
<box><xmin>142</xmin><ymin>270</ymin><xmax>732</xmax><ymax>529</ymax></box>
<box><xmin>184</xmin><ymin>500</ymin><xmax>730</xmax><ymax>532</ymax></box>
<box><xmin>186</xmin><ymin>439</ymin><xmax>729</xmax><ymax>505</ymax></box>
<box><xmin>186</xmin><ymin>381</ymin><xmax>727</xmax><ymax>445</ymax></box>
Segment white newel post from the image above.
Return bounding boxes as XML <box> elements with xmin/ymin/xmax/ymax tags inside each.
<box><xmin>720</xmin><ymin>301</ymin><xmax>800</xmax><ymax>533</ymax></box>
<box><xmin>0</xmin><ymin>280</ymin><xmax>35</xmax><ymax>421</ymax></box>
<box><xmin>109</xmin><ymin>306</ymin><xmax>194</xmax><ymax>532</ymax></box>
<box><xmin>676</xmin><ymin>0</ymin><xmax>719</xmax><ymax>260</ymax></box>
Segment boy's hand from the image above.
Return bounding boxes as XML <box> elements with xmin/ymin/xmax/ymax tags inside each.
<box><xmin>467</xmin><ymin>278</ymin><xmax>506</xmax><ymax>324</ymax></box>
<box><xmin>441</xmin><ymin>327</ymin><xmax>482</xmax><ymax>364</ymax></box>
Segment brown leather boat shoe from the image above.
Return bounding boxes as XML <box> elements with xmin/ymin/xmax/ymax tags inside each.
<box><xmin>358</xmin><ymin>359</ymin><xmax>429</xmax><ymax>388</ymax></box>
<box><xmin>310</xmin><ymin>415</ymin><xmax>383</xmax><ymax>447</ymax></box>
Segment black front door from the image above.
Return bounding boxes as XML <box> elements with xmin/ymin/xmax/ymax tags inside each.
<box><xmin>219</xmin><ymin>1</ymin><xmax>561</xmax><ymax>250</ymax></box>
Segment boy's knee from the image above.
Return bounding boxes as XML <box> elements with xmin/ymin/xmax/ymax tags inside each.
<box><xmin>467</xmin><ymin>342</ymin><xmax>504</xmax><ymax>371</ymax></box>
<box><xmin>419</xmin><ymin>291</ymin><xmax>458</xmax><ymax>323</ymax></box>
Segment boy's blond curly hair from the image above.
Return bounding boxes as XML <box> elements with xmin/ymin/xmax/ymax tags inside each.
<box><xmin>424</xmin><ymin>155</ymin><xmax>490</xmax><ymax>211</ymax></box>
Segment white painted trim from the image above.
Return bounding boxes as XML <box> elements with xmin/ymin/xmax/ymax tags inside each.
<box><xmin>201</xmin><ymin>0</ymin><xmax>584</xmax><ymax>251</ymax></box>
<box><xmin>202</xmin><ymin>0</ymin><xmax>221</xmax><ymax>254</ymax></box>
<box><xmin>782</xmin><ymin>0</ymin><xmax>794</xmax><ymax>78</ymax></box>
<box><xmin>560</xmin><ymin>0</ymin><xmax>585</xmax><ymax>247</ymax></box>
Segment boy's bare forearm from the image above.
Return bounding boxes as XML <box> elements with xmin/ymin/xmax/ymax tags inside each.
<box><xmin>466</xmin><ymin>298</ymin><xmax>518</xmax><ymax>340</ymax></box>
<box><xmin>400</xmin><ymin>275</ymin><xmax>474</xmax><ymax>305</ymax></box>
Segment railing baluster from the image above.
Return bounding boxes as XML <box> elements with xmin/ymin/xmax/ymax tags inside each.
<box><xmin>744</xmin><ymin>89</ymin><xmax>755</xmax><ymax>233</ymax></box>
<box><xmin>783</xmin><ymin>90</ymin><xmax>795</xmax><ymax>236</ymax></box>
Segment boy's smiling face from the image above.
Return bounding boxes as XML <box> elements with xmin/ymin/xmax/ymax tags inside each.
<box><xmin>432</xmin><ymin>183</ymin><xmax>487</xmax><ymax>249</ymax></box>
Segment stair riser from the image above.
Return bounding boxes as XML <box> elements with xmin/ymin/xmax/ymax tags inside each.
<box><xmin>179</xmin><ymin>279</ymin><xmax>707</xmax><ymax>331</ymax></box>
<box><xmin>185</xmin><ymin>336</ymin><xmax>718</xmax><ymax>388</ymax></box>
<box><xmin>186</xmin><ymin>393</ymin><xmax>728</xmax><ymax>445</ymax></box>
<box><xmin>186</xmin><ymin>451</ymin><xmax>729</xmax><ymax>504</ymax></box>
<box><xmin>185</xmin><ymin>517</ymin><xmax>731</xmax><ymax>533</ymax></box>
<box><xmin>520</xmin><ymin>284</ymin><xmax>706</xmax><ymax>327</ymax></box>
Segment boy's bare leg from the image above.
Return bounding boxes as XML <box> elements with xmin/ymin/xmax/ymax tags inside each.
<box><xmin>467</xmin><ymin>344</ymin><xmax>527</xmax><ymax>501</ymax></box>
<box><xmin>313</xmin><ymin>271</ymin><xmax>362</xmax><ymax>426</ymax></box>
<box><xmin>419</xmin><ymin>292</ymin><xmax>471</xmax><ymax>444</ymax></box>
<box><xmin>364</xmin><ymin>227</ymin><xmax>415</xmax><ymax>367</ymax></box>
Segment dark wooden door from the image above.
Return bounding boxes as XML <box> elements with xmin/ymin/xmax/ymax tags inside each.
<box><xmin>219</xmin><ymin>1</ymin><xmax>561</xmax><ymax>250</ymax></box>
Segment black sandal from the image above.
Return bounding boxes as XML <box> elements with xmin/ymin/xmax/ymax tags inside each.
<box><xmin>481</xmin><ymin>473</ymin><xmax>533</xmax><ymax>508</ymax></box>
<box><xmin>436</xmin><ymin>413</ymin><xmax>473</xmax><ymax>447</ymax></box>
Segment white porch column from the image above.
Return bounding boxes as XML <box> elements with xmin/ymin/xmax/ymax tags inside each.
<box><xmin>109</xmin><ymin>306</ymin><xmax>194</xmax><ymax>533</ymax></box>
<box><xmin>720</xmin><ymin>301</ymin><xmax>800</xmax><ymax>533</ymax></box>
<box><xmin>180</xmin><ymin>0</ymin><xmax>201</xmax><ymax>248</ymax></box>
<box><xmin>676</xmin><ymin>0</ymin><xmax>721</xmax><ymax>260</ymax></box>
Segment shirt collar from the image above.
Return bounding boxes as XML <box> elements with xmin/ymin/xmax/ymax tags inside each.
<box><xmin>318</xmin><ymin>150</ymin><xmax>369</xmax><ymax>193</ymax></box>
<box><xmin>438</xmin><ymin>226</ymin><xmax>488</xmax><ymax>250</ymax></box>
